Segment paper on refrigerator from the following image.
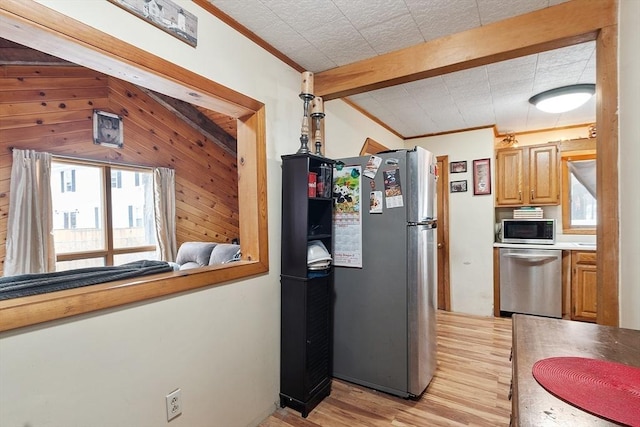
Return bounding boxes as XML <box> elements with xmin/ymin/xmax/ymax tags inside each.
<box><xmin>333</xmin><ymin>165</ymin><xmax>362</xmax><ymax>268</ymax></box>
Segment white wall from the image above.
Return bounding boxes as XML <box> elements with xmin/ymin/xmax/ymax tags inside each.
<box><xmin>618</xmin><ymin>0</ymin><xmax>640</xmax><ymax>330</ymax></box>
<box><xmin>412</xmin><ymin>128</ymin><xmax>496</xmax><ymax>316</ymax></box>
<box><xmin>324</xmin><ymin>99</ymin><xmax>404</xmax><ymax>158</ymax></box>
<box><xmin>0</xmin><ymin>2</ymin><xmax>338</xmax><ymax>427</ymax></box>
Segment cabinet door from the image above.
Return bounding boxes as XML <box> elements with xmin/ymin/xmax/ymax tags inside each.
<box><xmin>304</xmin><ymin>275</ymin><xmax>331</xmax><ymax>398</ymax></box>
<box><xmin>495</xmin><ymin>148</ymin><xmax>524</xmax><ymax>206</ymax></box>
<box><xmin>571</xmin><ymin>251</ymin><xmax>597</xmax><ymax>322</ymax></box>
<box><xmin>528</xmin><ymin>145</ymin><xmax>559</xmax><ymax>205</ymax></box>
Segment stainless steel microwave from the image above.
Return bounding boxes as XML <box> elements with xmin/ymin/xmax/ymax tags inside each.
<box><xmin>500</xmin><ymin>219</ymin><xmax>556</xmax><ymax>244</ymax></box>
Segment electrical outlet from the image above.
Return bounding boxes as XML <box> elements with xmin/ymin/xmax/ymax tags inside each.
<box><xmin>166</xmin><ymin>388</ymin><xmax>182</xmax><ymax>421</ymax></box>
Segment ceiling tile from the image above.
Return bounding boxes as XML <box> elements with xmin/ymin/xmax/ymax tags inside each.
<box><xmin>406</xmin><ymin>0</ymin><xmax>480</xmax><ymax>41</ymax></box>
<box><xmin>477</xmin><ymin>0</ymin><xmax>552</xmax><ymax>25</ymax></box>
<box><xmin>304</xmin><ymin>16</ymin><xmax>378</xmax><ymax>66</ymax></box>
<box><xmin>260</xmin><ymin>0</ymin><xmax>345</xmax><ymax>33</ymax></box>
<box><xmin>359</xmin><ymin>13</ymin><xmax>425</xmax><ymax>55</ymax></box>
<box><xmin>331</xmin><ymin>0</ymin><xmax>410</xmax><ymax>30</ymax></box>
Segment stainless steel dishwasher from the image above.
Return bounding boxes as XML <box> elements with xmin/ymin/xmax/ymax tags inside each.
<box><xmin>499</xmin><ymin>247</ymin><xmax>562</xmax><ymax>318</ymax></box>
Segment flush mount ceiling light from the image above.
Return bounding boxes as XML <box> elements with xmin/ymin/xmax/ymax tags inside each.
<box><xmin>529</xmin><ymin>84</ymin><xmax>596</xmax><ymax>113</ymax></box>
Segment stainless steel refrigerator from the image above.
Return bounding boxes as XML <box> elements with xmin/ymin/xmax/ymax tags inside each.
<box><xmin>333</xmin><ymin>146</ymin><xmax>438</xmax><ymax>398</ymax></box>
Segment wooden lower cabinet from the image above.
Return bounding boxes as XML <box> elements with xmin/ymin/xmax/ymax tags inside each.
<box><xmin>571</xmin><ymin>251</ymin><xmax>597</xmax><ymax>322</ymax></box>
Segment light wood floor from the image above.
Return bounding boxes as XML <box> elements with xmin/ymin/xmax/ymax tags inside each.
<box><xmin>260</xmin><ymin>311</ymin><xmax>513</xmax><ymax>427</ymax></box>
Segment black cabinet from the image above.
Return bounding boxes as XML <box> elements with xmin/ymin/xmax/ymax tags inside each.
<box><xmin>280</xmin><ymin>153</ymin><xmax>334</xmax><ymax>417</ymax></box>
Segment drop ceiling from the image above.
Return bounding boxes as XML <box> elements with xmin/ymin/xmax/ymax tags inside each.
<box><xmin>206</xmin><ymin>0</ymin><xmax>596</xmax><ymax>138</ymax></box>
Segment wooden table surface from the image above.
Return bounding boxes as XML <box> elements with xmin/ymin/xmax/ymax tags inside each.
<box><xmin>512</xmin><ymin>314</ymin><xmax>640</xmax><ymax>426</ymax></box>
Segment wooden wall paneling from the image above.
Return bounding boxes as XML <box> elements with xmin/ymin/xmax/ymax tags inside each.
<box><xmin>118</xmin><ymin>111</ymin><xmax>237</xmax><ymax>190</ymax></box>
<box><xmin>109</xmin><ymin>79</ymin><xmax>237</xmax><ymax>179</ymax></box>
<box><xmin>0</xmin><ymin>65</ymin><xmax>240</xmax><ymax>273</ymax></box>
<box><xmin>0</xmin><ymin>87</ymin><xmax>110</xmax><ymax>104</ymax></box>
<box><xmin>177</xmin><ymin>179</ymin><xmax>239</xmax><ymax>221</ymax></box>
<box><xmin>0</xmin><ymin>76</ymin><xmax>107</xmax><ymax>91</ymax></box>
<box><xmin>0</xmin><ymin>123</ymin><xmax>94</xmax><ymax>145</ymax></box>
<box><xmin>1</xmin><ymin>109</ymin><xmax>97</xmax><ymax>130</ymax></box>
<box><xmin>0</xmin><ymin>97</ymin><xmax>108</xmax><ymax>117</ymax></box>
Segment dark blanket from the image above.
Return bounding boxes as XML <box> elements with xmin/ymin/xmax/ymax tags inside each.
<box><xmin>0</xmin><ymin>260</ymin><xmax>173</xmax><ymax>300</ymax></box>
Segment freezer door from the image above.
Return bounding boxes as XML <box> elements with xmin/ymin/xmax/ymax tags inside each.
<box><xmin>407</xmin><ymin>222</ymin><xmax>437</xmax><ymax>396</ymax></box>
<box><xmin>407</xmin><ymin>147</ymin><xmax>436</xmax><ymax>224</ymax></box>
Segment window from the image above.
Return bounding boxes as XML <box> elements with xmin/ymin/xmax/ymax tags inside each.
<box><xmin>111</xmin><ymin>170</ymin><xmax>122</xmax><ymax>188</ymax></box>
<box><xmin>562</xmin><ymin>153</ymin><xmax>596</xmax><ymax>234</ymax></box>
<box><xmin>51</xmin><ymin>160</ymin><xmax>157</xmax><ymax>270</ymax></box>
<box><xmin>63</xmin><ymin>211</ymin><xmax>77</xmax><ymax>229</ymax></box>
<box><xmin>60</xmin><ymin>169</ymin><xmax>76</xmax><ymax>193</ymax></box>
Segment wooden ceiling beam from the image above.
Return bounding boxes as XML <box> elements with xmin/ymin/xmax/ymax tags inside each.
<box><xmin>315</xmin><ymin>0</ymin><xmax>616</xmax><ymax>100</ymax></box>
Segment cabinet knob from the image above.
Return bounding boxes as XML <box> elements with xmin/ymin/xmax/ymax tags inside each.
<box><xmin>437</xmin><ymin>243</ymin><xmax>443</xmax><ymax>249</ymax></box>
<box><xmin>518</xmin><ymin>191</ymin><xmax>522</xmax><ymax>201</ymax></box>
<box><xmin>531</xmin><ymin>189</ymin><xmax>534</xmax><ymax>199</ymax></box>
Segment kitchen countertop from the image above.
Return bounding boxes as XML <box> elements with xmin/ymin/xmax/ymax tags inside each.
<box><xmin>493</xmin><ymin>242</ymin><xmax>596</xmax><ymax>250</ymax></box>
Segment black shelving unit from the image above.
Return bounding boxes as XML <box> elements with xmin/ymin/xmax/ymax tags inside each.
<box><xmin>280</xmin><ymin>153</ymin><xmax>334</xmax><ymax>418</ymax></box>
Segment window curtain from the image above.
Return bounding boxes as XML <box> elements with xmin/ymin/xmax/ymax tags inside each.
<box><xmin>4</xmin><ymin>149</ymin><xmax>55</xmax><ymax>276</ymax></box>
<box><xmin>153</xmin><ymin>167</ymin><xmax>177</xmax><ymax>262</ymax></box>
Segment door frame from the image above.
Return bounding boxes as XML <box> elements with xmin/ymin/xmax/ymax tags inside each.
<box><xmin>436</xmin><ymin>155</ymin><xmax>451</xmax><ymax>311</ymax></box>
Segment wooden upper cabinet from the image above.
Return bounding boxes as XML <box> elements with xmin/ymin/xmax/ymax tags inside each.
<box><xmin>495</xmin><ymin>148</ymin><xmax>524</xmax><ymax>205</ymax></box>
<box><xmin>528</xmin><ymin>145</ymin><xmax>559</xmax><ymax>204</ymax></box>
<box><xmin>495</xmin><ymin>143</ymin><xmax>559</xmax><ymax>206</ymax></box>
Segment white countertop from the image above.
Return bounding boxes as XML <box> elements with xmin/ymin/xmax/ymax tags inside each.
<box><xmin>494</xmin><ymin>242</ymin><xmax>596</xmax><ymax>251</ymax></box>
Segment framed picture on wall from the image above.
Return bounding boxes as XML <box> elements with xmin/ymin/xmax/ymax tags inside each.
<box><xmin>450</xmin><ymin>161</ymin><xmax>467</xmax><ymax>173</ymax></box>
<box><xmin>473</xmin><ymin>158</ymin><xmax>491</xmax><ymax>195</ymax></box>
<box><xmin>450</xmin><ymin>180</ymin><xmax>467</xmax><ymax>193</ymax></box>
<box><xmin>107</xmin><ymin>0</ymin><xmax>198</xmax><ymax>47</ymax></box>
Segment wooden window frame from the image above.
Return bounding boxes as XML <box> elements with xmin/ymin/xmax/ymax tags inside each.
<box><xmin>561</xmin><ymin>153</ymin><xmax>597</xmax><ymax>235</ymax></box>
<box><xmin>0</xmin><ymin>1</ymin><xmax>269</xmax><ymax>332</ymax></box>
<box><xmin>52</xmin><ymin>158</ymin><xmax>158</xmax><ymax>266</ymax></box>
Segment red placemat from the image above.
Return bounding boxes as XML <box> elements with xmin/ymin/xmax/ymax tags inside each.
<box><xmin>533</xmin><ymin>357</ymin><xmax>640</xmax><ymax>426</ymax></box>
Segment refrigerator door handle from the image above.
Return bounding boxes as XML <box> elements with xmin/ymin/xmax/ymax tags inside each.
<box><xmin>410</xmin><ymin>220</ymin><xmax>437</xmax><ymax>229</ymax></box>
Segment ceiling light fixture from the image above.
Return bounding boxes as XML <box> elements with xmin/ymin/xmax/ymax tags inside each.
<box><xmin>529</xmin><ymin>84</ymin><xmax>596</xmax><ymax>113</ymax></box>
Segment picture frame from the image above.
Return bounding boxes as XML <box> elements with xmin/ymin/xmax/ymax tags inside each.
<box><xmin>450</xmin><ymin>180</ymin><xmax>467</xmax><ymax>193</ymax></box>
<box><xmin>473</xmin><ymin>158</ymin><xmax>492</xmax><ymax>195</ymax></box>
<box><xmin>93</xmin><ymin>110</ymin><xmax>124</xmax><ymax>149</ymax></box>
<box><xmin>450</xmin><ymin>160</ymin><xmax>467</xmax><ymax>173</ymax></box>
<box><xmin>107</xmin><ymin>0</ymin><xmax>198</xmax><ymax>47</ymax></box>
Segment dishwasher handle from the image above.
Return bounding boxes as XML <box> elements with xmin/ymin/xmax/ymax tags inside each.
<box><xmin>502</xmin><ymin>253</ymin><xmax>558</xmax><ymax>263</ymax></box>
